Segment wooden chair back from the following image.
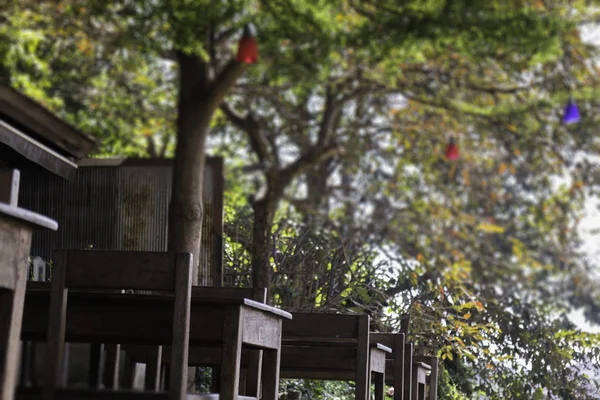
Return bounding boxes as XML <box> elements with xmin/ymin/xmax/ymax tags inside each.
<box><xmin>191</xmin><ymin>286</ymin><xmax>267</xmax><ymax>303</ymax></box>
<box><xmin>282</xmin><ymin>313</ymin><xmax>369</xmax><ymax>344</ymax></box>
<box><xmin>43</xmin><ymin>250</ymin><xmax>193</xmax><ymax>400</ymax></box>
<box><xmin>413</xmin><ymin>356</ymin><xmax>438</xmax><ymax>400</ymax></box>
<box><xmin>281</xmin><ymin>313</ymin><xmax>371</xmax><ymax>400</ymax></box>
<box><xmin>370</xmin><ymin>333</ymin><xmax>405</xmax><ymax>400</ymax></box>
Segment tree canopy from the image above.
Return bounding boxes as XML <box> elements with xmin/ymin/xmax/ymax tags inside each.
<box><xmin>2</xmin><ymin>0</ymin><xmax>600</xmax><ymax>398</ymax></box>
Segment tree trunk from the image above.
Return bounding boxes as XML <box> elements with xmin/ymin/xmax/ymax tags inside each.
<box><xmin>251</xmin><ymin>197</ymin><xmax>273</xmax><ymax>292</ymax></box>
<box><xmin>167</xmin><ymin>52</ymin><xmax>245</xmax><ymax>285</ymax></box>
<box><xmin>167</xmin><ymin>54</ymin><xmax>212</xmax><ymax>285</ymax></box>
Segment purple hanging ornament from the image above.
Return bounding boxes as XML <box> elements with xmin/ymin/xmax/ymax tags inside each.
<box><xmin>563</xmin><ymin>98</ymin><xmax>580</xmax><ymax>124</ymax></box>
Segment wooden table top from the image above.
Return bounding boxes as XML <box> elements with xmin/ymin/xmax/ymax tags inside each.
<box><xmin>22</xmin><ymin>282</ymin><xmax>291</xmax><ymax>348</ymax></box>
<box><xmin>25</xmin><ymin>282</ymin><xmax>291</xmax><ymax>320</ymax></box>
<box><xmin>0</xmin><ymin>202</ymin><xmax>58</xmax><ymax>230</ymax></box>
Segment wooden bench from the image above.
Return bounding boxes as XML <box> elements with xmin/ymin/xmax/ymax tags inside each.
<box><xmin>0</xmin><ymin>169</ymin><xmax>57</xmax><ymax>400</ymax></box>
<box><xmin>280</xmin><ymin>313</ymin><xmax>390</xmax><ymax>400</ymax></box>
<box><xmin>19</xmin><ymin>249</ymin><xmax>193</xmax><ymax>400</ymax></box>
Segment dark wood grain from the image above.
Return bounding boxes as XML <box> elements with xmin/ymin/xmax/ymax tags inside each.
<box><xmin>64</xmin><ymin>250</ymin><xmax>178</xmax><ymax>291</ymax></box>
<box><xmin>39</xmin><ymin>250</ymin><xmax>193</xmax><ymax>400</ymax></box>
<box><xmin>43</xmin><ymin>250</ymin><xmax>68</xmax><ymax>400</ymax></box>
<box><xmin>145</xmin><ymin>346</ymin><xmax>162</xmax><ymax>391</ymax></box>
<box><xmin>403</xmin><ymin>343</ymin><xmax>413</xmax><ymax>400</ymax></box>
<box><xmin>371</xmin><ymin>332</ymin><xmax>405</xmax><ymax>399</ymax></box>
<box><xmin>355</xmin><ymin>314</ymin><xmax>369</xmax><ymax>400</ymax></box>
<box><xmin>169</xmin><ymin>253</ymin><xmax>193</xmax><ymax>400</ymax></box>
<box><xmin>413</xmin><ymin>356</ymin><xmax>438</xmax><ymax>400</ymax></box>
<box><xmin>282</xmin><ymin>313</ymin><xmax>359</xmax><ymax>340</ymax></box>
<box><xmin>103</xmin><ymin>344</ymin><xmax>120</xmax><ymax>389</ymax></box>
<box><xmin>220</xmin><ymin>308</ymin><xmax>242</xmax><ymax>400</ymax></box>
<box><xmin>261</xmin><ymin>343</ymin><xmax>280</xmax><ymax>400</ymax></box>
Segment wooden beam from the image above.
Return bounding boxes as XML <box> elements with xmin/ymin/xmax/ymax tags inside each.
<box><xmin>0</xmin><ymin>120</ymin><xmax>77</xmax><ymax>180</ymax></box>
<box><xmin>0</xmin><ymin>84</ymin><xmax>97</xmax><ymax>158</ymax></box>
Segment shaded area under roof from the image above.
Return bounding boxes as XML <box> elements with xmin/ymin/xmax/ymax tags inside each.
<box><xmin>0</xmin><ymin>83</ymin><xmax>98</xmax><ymax>180</ymax></box>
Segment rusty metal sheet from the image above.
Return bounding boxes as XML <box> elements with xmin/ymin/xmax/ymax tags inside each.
<box><xmin>17</xmin><ymin>157</ymin><xmax>223</xmax><ymax>286</ymax></box>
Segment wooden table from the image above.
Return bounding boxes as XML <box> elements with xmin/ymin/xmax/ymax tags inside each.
<box><xmin>0</xmin><ymin>202</ymin><xmax>57</xmax><ymax>400</ymax></box>
<box><xmin>21</xmin><ymin>284</ymin><xmax>292</xmax><ymax>400</ymax></box>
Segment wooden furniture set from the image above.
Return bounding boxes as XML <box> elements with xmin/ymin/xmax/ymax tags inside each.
<box><xmin>1</xmin><ymin>168</ymin><xmax>439</xmax><ymax>400</ymax></box>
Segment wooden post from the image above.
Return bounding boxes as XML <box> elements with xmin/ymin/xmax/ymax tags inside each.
<box><xmin>0</xmin><ymin>169</ymin><xmax>19</xmax><ymax>206</ymax></box>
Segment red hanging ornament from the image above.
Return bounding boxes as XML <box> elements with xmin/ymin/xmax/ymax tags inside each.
<box><xmin>236</xmin><ymin>23</ymin><xmax>258</xmax><ymax>64</ymax></box>
<box><xmin>445</xmin><ymin>137</ymin><xmax>459</xmax><ymax>160</ymax></box>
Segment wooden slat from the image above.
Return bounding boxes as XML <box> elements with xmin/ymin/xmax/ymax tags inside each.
<box><xmin>355</xmin><ymin>314</ymin><xmax>369</xmax><ymax>400</ymax></box>
<box><xmin>43</xmin><ymin>250</ymin><xmax>68</xmax><ymax>400</ymax></box>
<box><xmin>371</xmin><ymin>332</ymin><xmax>405</xmax><ymax>399</ymax></box>
<box><xmin>282</xmin><ymin>313</ymin><xmax>360</xmax><ymax>340</ymax></box>
<box><xmin>403</xmin><ymin>343</ymin><xmax>413</xmax><ymax>400</ymax></box>
<box><xmin>242</xmin><ymin>307</ymin><xmax>283</xmax><ymax>349</ymax></box>
<box><xmin>17</xmin><ymin>387</ymin><xmax>258</xmax><ymax>399</ymax></box>
<box><xmin>64</xmin><ymin>250</ymin><xmax>177</xmax><ymax>291</ymax></box>
<box><xmin>281</xmin><ymin>346</ymin><xmax>358</xmax><ymax>372</ymax></box>
<box><xmin>169</xmin><ymin>253</ymin><xmax>193</xmax><ymax>400</ymax></box>
<box><xmin>220</xmin><ymin>308</ymin><xmax>243</xmax><ymax>400</ymax></box>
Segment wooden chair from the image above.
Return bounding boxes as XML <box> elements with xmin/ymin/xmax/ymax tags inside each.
<box><xmin>34</xmin><ymin>250</ymin><xmax>193</xmax><ymax>400</ymax></box>
<box><xmin>120</xmin><ymin>287</ymin><xmax>267</xmax><ymax>395</ymax></box>
<box><xmin>369</xmin><ymin>333</ymin><xmax>406</xmax><ymax>400</ymax></box>
<box><xmin>0</xmin><ymin>169</ymin><xmax>57</xmax><ymax>400</ymax></box>
<box><xmin>412</xmin><ymin>356</ymin><xmax>438</xmax><ymax>400</ymax></box>
<box><xmin>371</xmin><ymin>313</ymin><xmax>438</xmax><ymax>400</ymax></box>
<box><xmin>280</xmin><ymin>313</ymin><xmax>390</xmax><ymax>400</ymax></box>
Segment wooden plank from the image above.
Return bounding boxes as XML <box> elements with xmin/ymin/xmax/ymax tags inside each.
<box><xmin>261</xmin><ymin>346</ymin><xmax>280</xmax><ymax>400</ymax></box>
<box><xmin>0</xmin><ymin>203</ymin><xmax>57</xmax><ymax>231</ymax></box>
<box><xmin>145</xmin><ymin>346</ymin><xmax>163</xmax><ymax>391</ymax></box>
<box><xmin>220</xmin><ymin>307</ymin><xmax>243</xmax><ymax>400</ymax></box>
<box><xmin>369</xmin><ymin>348</ymin><xmax>387</xmax><ymax>374</ymax></box>
<box><xmin>169</xmin><ymin>253</ymin><xmax>193</xmax><ymax>400</ymax></box>
<box><xmin>0</xmin><ymin>168</ymin><xmax>19</xmax><ymax>206</ymax></box>
<box><xmin>191</xmin><ymin>286</ymin><xmax>256</xmax><ymax>300</ymax></box>
<box><xmin>241</xmin><ymin>307</ymin><xmax>282</xmax><ymax>349</ymax></box>
<box><xmin>355</xmin><ymin>314</ymin><xmax>369</xmax><ymax>400</ymax></box>
<box><xmin>0</xmin><ymin>83</ymin><xmax>98</xmax><ymax>159</ymax></box>
<box><xmin>88</xmin><ymin>343</ymin><xmax>103</xmax><ymax>387</ymax></box>
<box><xmin>0</xmin><ymin>121</ymin><xmax>79</xmax><ymax>180</ymax></box>
<box><xmin>64</xmin><ymin>250</ymin><xmax>177</xmax><ymax>291</ymax></box>
<box><xmin>282</xmin><ymin>313</ymin><xmax>359</xmax><ymax>340</ymax></box>
<box><xmin>280</xmin><ymin>346</ymin><xmax>357</xmax><ymax>372</ymax></box>
<box><xmin>373</xmin><ymin>372</ymin><xmax>385</xmax><ymax>400</ymax></box>
<box><xmin>43</xmin><ymin>250</ymin><xmax>68</xmax><ymax>400</ymax></box>
<box><xmin>393</xmin><ymin>334</ymin><xmax>405</xmax><ymax>400</ymax></box>
<box><xmin>413</xmin><ymin>356</ymin><xmax>438</xmax><ymax>400</ymax></box>
<box><xmin>403</xmin><ymin>343</ymin><xmax>413</xmax><ymax>400</ymax></box>
<box><xmin>103</xmin><ymin>344</ymin><xmax>121</xmax><ymax>389</ymax></box>
<box><xmin>371</xmin><ymin>332</ymin><xmax>405</xmax><ymax>399</ymax></box>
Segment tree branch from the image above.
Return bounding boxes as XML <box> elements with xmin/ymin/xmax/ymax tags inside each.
<box><xmin>221</xmin><ymin>102</ymin><xmax>272</xmax><ymax>165</ymax></box>
<box><xmin>281</xmin><ymin>145</ymin><xmax>343</xmax><ymax>183</ymax></box>
<box><xmin>220</xmin><ymin>102</ymin><xmax>246</xmax><ymax>130</ymax></box>
<box><xmin>210</xmin><ymin>60</ymin><xmax>247</xmax><ymax>106</ymax></box>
